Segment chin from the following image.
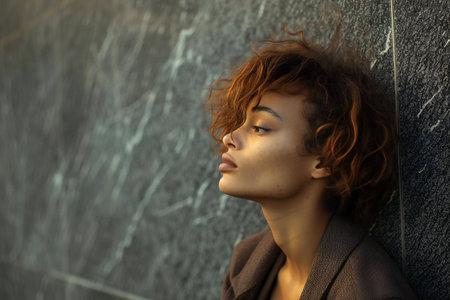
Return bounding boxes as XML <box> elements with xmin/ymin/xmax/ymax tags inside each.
<box><xmin>218</xmin><ymin>176</ymin><xmax>265</xmax><ymax>202</ymax></box>
<box><xmin>218</xmin><ymin>176</ymin><xmax>234</xmax><ymax>195</ymax></box>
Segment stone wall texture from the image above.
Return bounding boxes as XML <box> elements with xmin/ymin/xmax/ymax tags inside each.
<box><xmin>0</xmin><ymin>1</ymin><xmax>448</xmax><ymax>299</ymax></box>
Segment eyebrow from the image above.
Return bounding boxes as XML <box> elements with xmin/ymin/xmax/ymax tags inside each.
<box><xmin>251</xmin><ymin>105</ymin><xmax>283</xmax><ymax>121</ymax></box>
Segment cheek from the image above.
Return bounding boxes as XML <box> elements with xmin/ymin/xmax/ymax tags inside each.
<box><xmin>266</xmin><ymin>155</ymin><xmax>310</xmax><ymax>182</ymax></box>
<box><xmin>261</xmin><ymin>142</ymin><xmax>304</xmax><ymax>170</ymax></box>
<box><xmin>218</xmin><ymin>135</ymin><xmax>312</xmax><ymax>199</ymax></box>
<box><xmin>253</xmin><ymin>147</ymin><xmax>311</xmax><ymax>191</ymax></box>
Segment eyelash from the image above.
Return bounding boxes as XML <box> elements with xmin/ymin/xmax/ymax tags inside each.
<box><xmin>252</xmin><ymin>126</ymin><xmax>270</xmax><ymax>134</ymax></box>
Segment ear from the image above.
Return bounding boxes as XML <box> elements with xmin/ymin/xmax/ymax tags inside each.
<box><xmin>311</xmin><ymin>159</ymin><xmax>331</xmax><ymax>179</ymax></box>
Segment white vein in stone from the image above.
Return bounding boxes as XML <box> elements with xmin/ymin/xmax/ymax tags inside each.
<box><xmin>380</xmin><ymin>27</ymin><xmax>392</xmax><ymax>55</ymax></box>
<box><xmin>126</xmin><ymin>92</ymin><xmax>156</xmax><ymax>153</ymax></box>
<box><xmin>122</xmin><ymin>12</ymin><xmax>151</xmax><ymax>76</ymax></box>
<box><xmin>188</xmin><ymin>128</ymin><xmax>196</xmax><ymax>141</ymax></box>
<box><xmin>51</xmin><ymin>171</ymin><xmax>64</xmax><ymax>198</ymax></box>
<box><xmin>219</xmin><ymin>259</ymin><xmax>229</xmax><ymax>275</ymax></box>
<box><xmin>153</xmin><ymin>196</ymin><xmax>194</xmax><ymax>217</ymax></box>
<box><xmin>418</xmin><ymin>164</ymin><xmax>427</xmax><ymax>174</ymax></box>
<box><xmin>192</xmin><ymin>212</ymin><xmax>216</xmax><ymax>225</ymax></box>
<box><xmin>174</xmin><ymin>136</ymin><xmax>186</xmax><ymax>154</ymax></box>
<box><xmin>444</xmin><ymin>38</ymin><xmax>449</xmax><ymax>48</ymax></box>
<box><xmin>169</xmin><ymin>27</ymin><xmax>195</xmax><ymax>79</ymax></box>
<box><xmin>72</xmin><ymin>216</ymin><xmax>100</xmax><ymax>273</ymax></box>
<box><xmin>87</xmin><ymin>153</ymin><xmax>107</xmax><ymax>179</ymax></box>
<box><xmin>104</xmin><ymin>164</ymin><xmax>170</xmax><ymax>275</ymax></box>
<box><xmin>429</xmin><ymin>119</ymin><xmax>442</xmax><ymax>132</ymax></box>
<box><xmin>429</xmin><ymin>109</ymin><xmax>449</xmax><ymax>132</ymax></box>
<box><xmin>49</xmin><ymin>269</ymin><xmax>152</xmax><ymax>300</ymax></box>
<box><xmin>97</xmin><ymin>24</ymin><xmax>116</xmax><ymax>63</ymax></box>
<box><xmin>36</xmin><ymin>292</ymin><xmax>44</xmax><ymax>300</ymax></box>
<box><xmin>149</xmin><ymin>245</ymin><xmax>171</xmax><ymax>272</ymax></box>
<box><xmin>217</xmin><ymin>194</ymin><xmax>229</xmax><ymax>216</ymax></box>
<box><xmin>417</xmin><ymin>86</ymin><xmax>443</xmax><ymax>117</ymax></box>
<box><xmin>108</xmin><ymin>154</ymin><xmax>122</xmax><ymax>174</ymax></box>
<box><xmin>370</xmin><ymin>27</ymin><xmax>391</xmax><ymax>69</ymax></box>
<box><xmin>162</xmin><ymin>89</ymin><xmax>173</xmax><ymax>116</ymax></box>
<box><xmin>38</xmin><ymin>163</ymin><xmax>68</xmax><ymax>256</ymax></box>
<box><xmin>233</xmin><ymin>232</ymin><xmax>244</xmax><ymax>246</ymax></box>
<box><xmin>0</xmin><ymin>257</ymin><xmax>153</xmax><ymax>300</ymax></box>
<box><xmin>258</xmin><ymin>0</ymin><xmax>267</xmax><ymax>18</ymax></box>
<box><xmin>193</xmin><ymin>180</ymin><xmax>211</xmax><ymax>211</ymax></box>
<box><xmin>77</xmin><ymin>135</ymin><xmax>97</xmax><ymax>178</ymax></box>
<box><xmin>369</xmin><ymin>190</ymin><xmax>397</xmax><ymax>233</ymax></box>
<box><xmin>111</xmin><ymin>93</ymin><xmax>156</xmax><ymax>203</ymax></box>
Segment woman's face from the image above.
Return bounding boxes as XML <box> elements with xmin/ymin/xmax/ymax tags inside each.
<box><xmin>218</xmin><ymin>92</ymin><xmax>320</xmax><ymax>202</ymax></box>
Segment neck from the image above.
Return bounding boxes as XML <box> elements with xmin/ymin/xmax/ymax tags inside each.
<box><xmin>257</xmin><ymin>179</ymin><xmax>332</xmax><ymax>285</ymax></box>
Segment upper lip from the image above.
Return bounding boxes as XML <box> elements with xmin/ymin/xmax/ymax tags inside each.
<box><xmin>222</xmin><ymin>153</ymin><xmax>237</xmax><ymax>167</ymax></box>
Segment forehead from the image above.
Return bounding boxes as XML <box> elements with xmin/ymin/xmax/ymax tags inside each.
<box><xmin>247</xmin><ymin>92</ymin><xmax>307</xmax><ymax>123</ymax></box>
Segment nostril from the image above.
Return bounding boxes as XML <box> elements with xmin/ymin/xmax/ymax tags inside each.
<box><xmin>223</xmin><ymin>132</ymin><xmax>238</xmax><ymax>149</ymax></box>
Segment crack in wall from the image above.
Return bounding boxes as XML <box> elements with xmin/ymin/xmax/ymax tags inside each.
<box><xmin>390</xmin><ymin>0</ymin><xmax>406</xmax><ymax>270</ymax></box>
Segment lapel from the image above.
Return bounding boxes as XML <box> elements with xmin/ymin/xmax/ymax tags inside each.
<box><xmin>228</xmin><ymin>216</ymin><xmax>366</xmax><ymax>300</ymax></box>
<box><xmin>300</xmin><ymin>216</ymin><xmax>366</xmax><ymax>299</ymax></box>
<box><xmin>229</xmin><ymin>229</ymin><xmax>282</xmax><ymax>299</ymax></box>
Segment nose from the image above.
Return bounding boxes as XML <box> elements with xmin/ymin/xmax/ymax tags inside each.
<box><xmin>222</xmin><ymin>132</ymin><xmax>238</xmax><ymax>150</ymax></box>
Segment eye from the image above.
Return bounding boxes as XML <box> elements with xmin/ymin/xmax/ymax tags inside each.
<box><xmin>252</xmin><ymin>126</ymin><xmax>270</xmax><ymax>134</ymax></box>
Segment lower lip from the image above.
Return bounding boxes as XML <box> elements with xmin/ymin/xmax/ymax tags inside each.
<box><xmin>219</xmin><ymin>163</ymin><xmax>237</xmax><ymax>172</ymax></box>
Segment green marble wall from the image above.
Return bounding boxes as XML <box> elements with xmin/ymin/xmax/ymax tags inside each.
<box><xmin>0</xmin><ymin>1</ymin><xmax>447</xmax><ymax>299</ymax></box>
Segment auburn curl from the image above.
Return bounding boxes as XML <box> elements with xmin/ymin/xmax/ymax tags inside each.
<box><xmin>206</xmin><ymin>29</ymin><xmax>397</xmax><ymax>226</ymax></box>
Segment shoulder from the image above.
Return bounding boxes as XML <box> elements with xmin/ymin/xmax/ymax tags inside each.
<box><xmin>329</xmin><ymin>235</ymin><xmax>419</xmax><ymax>299</ymax></box>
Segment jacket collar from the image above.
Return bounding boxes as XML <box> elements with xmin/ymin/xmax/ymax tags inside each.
<box><xmin>229</xmin><ymin>229</ymin><xmax>282</xmax><ymax>299</ymax></box>
<box><xmin>300</xmin><ymin>215</ymin><xmax>366</xmax><ymax>299</ymax></box>
<box><xmin>229</xmin><ymin>215</ymin><xmax>366</xmax><ymax>299</ymax></box>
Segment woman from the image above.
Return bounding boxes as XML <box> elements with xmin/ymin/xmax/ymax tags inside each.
<box><xmin>207</xmin><ymin>29</ymin><xmax>418</xmax><ymax>300</ymax></box>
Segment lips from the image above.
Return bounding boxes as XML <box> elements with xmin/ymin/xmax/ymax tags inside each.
<box><xmin>219</xmin><ymin>154</ymin><xmax>237</xmax><ymax>172</ymax></box>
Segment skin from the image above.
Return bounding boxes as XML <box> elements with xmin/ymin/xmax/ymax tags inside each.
<box><xmin>219</xmin><ymin>92</ymin><xmax>332</xmax><ymax>300</ymax></box>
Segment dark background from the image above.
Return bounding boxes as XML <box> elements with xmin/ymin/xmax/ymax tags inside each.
<box><xmin>0</xmin><ymin>1</ymin><xmax>448</xmax><ymax>299</ymax></box>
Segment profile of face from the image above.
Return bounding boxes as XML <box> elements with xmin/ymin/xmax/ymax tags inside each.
<box><xmin>218</xmin><ymin>92</ymin><xmax>329</xmax><ymax>203</ymax></box>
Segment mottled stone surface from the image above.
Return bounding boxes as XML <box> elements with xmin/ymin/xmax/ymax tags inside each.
<box><xmin>0</xmin><ymin>0</ymin><xmax>447</xmax><ymax>299</ymax></box>
<box><xmin>0</xmin><ymin>262</ymin><xmax>125</xmax><ymax>300</ymax></box>
<box><xmin>393</xmin><ymin>1</ymin><xmax>450</xmax><ymax>299</ymax></box>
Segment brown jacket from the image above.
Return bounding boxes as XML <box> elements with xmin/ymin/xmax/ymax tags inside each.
<box><xmin>221</xmin><ymin>216</ymin><xmax>418</xmax><ymax>300</ymax></box>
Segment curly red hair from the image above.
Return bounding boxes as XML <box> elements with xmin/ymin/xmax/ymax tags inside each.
<box><xmin>207</xmin><ymin>30</ymin><xmax>397</xmax><ymax>225</ymax></box>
